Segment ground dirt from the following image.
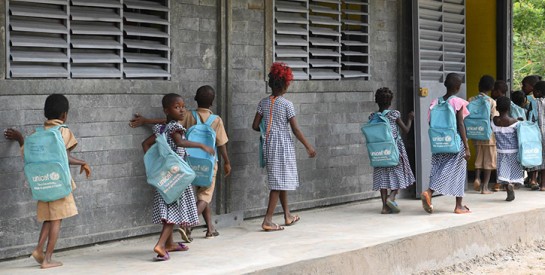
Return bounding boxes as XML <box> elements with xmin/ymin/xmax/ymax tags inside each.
<box><xmin>417</xmin><ymin>240</ymin><xmax>545</xmax><ymax>275</ymax></box>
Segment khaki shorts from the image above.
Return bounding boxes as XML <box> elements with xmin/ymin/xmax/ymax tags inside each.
<box><xmin>196</xmin><ymin>163</ymin><xmax>218</xmax><ymax>204</ymax></box>
<box><xmin>474</xmin><ymin>144</ymin><xmax>497</xmax><ymax>170</ymax></box>
<box><xmin>37</xmin><ymin>193</ymin><xmax>78</xmax><ymax>222</ymax></box>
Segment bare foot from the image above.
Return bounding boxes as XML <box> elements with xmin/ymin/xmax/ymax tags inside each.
<box><xmin>262</xmin><ymin>221</ymin><xmax>284</xmax><ymax>231</ymax></box>
<box><xmin>153</xmin><ymin>246</ymin><xmax>167</xmax><ymax>257</ymax></box>
<box><xmin>480</xmin><ymin>190</ymin><xmax>493</xmax><ymax>195</ymax></box>
<box><xmin>381</xmin><ymin>206</ymin><xmax>392</xmax><ymax>214</ymax></box>
<box><xmin>473</xmin><ymin>179</ymin><xmax>481</xmax><ymax>192</ymax></box>
<box><xmin>166</xmin><ymin>242</ymin><xmax>188</xmax><ymax>252</ymax></box>
<box><xmin>41</xmin><ymin>260</ymin><xmax>63</xmax><ymax>269</ymax></box>
<box><xmin>31</xmin><ymin>250</ymin><xmax>44</xmax><ymax>264</ymax></box>
<box><xmin>454</xmin><ymin>205</ymin><xmax>471</xmax><ymax>214</ymax></box>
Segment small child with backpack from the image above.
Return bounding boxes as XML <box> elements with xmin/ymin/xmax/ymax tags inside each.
<box><xmin>4</xmin><ymin>94</ymin><xmax>91</xmax><ymax>269</ymax></box>
<box><xmin>491</xmin><ymin>80</ymin><xmax>508</xmax><ymax>100</ymax></box>
<box><xmin>522</xmin><ymin>75</ymin><xmax>540</xmax><ymax>122</ymax></box>
<box><xmin>492</xmin><ymin>96</ymin><xmax>524</xmax><ymax>201</ymax></box>
<box><xmin>422</xmin><ymin>73</ymin><xmax>471</xmax><ymax>214</ymax></box>
<box><xmin>363</xmin><ymin>87</ymin><xmax>415</xmax><ymax>214</ymax></box>
<box><xmin>141</xmin><ymin>93</ymin><xmax>215</xmax><ymax>261</ymax></box>
<box><xmin>527</xmin><ymin>81</ymin><xmax>545</xmax><ymax>191</ymax></box>
<box><xmin>252</xmin><ymin>62</ymin><xmax>316</xmax><ymax>231</ymax></box>
<box><xmin>510</xmin><ymin>91</ymin><xmax>528</xmax><ymax>121</ymax></box>
<box><xmin>466</xmin><ymin>75</ymin><xmax>498</xmax><ymax>194</ymax></box>
<box><xmin>130</xmin><ymin>86</ymin><xmax>231</xmax><ymax>241</ymax></box>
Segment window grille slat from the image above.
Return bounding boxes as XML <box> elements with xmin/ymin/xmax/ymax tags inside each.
<box><xmin>71</xmin><ymin>65</ymin><xmax>121</xmax><ymax>78</ymax></box>
<box><xmin>292</xmin><ymin>70</ymin><xmax>309</xmax><ymax>80</ymax></box>
<box><xmin>10</xmin><ymin>3</ymin><xmax>68</xmax><ymax>19</ymax></box>
<box><xmin>310</xmin><ymin>4</ymin><xmax>341</xmax><ymax>15</ymax></box>
<box><xmin>11</xmin><ymin>0</ymin><xmax>67</xmax><ymax>5</ymax></box>
<box><xmin>310</xmin><ymin>26</ymin><xmax>341</xmax><ymax>36</ymax></box>
<box><xmin>10</xmin><ymin>19</ymin><xmax>68</xmax><ymax>34</ymax></box>
<box><xmin>11</xmin><ymin>50</ymin><xmax>68</xmax><ymax>62</ymax></box>
<box><xmin>341</xmin><ymin>30</ymin><xmax>366</xmax><ymax>36</ymax></box>
<box><xmin>313</xmin><ymin>0</ymin><xmax>340</xmax><ymax>4</ymax></box>
<box><xmin>309</xmin><ymin>15</ymin><xmax>341</xmax><ymax>26</ymax></box>
<box><xmin>341</xmin><ymin>50</ymin><xmax>368</xmax><ymax>56</ymax></box>
<box><xmin>124</xmin><ymin>12</ymin><xmax>169</xmax><ymax>25</ymax></box>
<box><xmin>275</xmin><ymin>47</ymin><xmax>308</xmax><ymax>58</ymax></box>
<box><xmin>11</xmin><ymin>64</ymin><xmax>69</xmax><ymax>78</ymax></box>
<box><xmin>124</xmin><ymin>53</ymin><xmax>169</xmax><ymax>64</ymax></box>
<box><xmin>275</xmin><ymin>12</ymin><xmax>307</xmax><ymax>24</ymax></box>
<box><xmin>71</xmin><ymin>0</ymin><xmax>122</xmax><ymax>8</ymax></box>
<box><xmin>274</xmin><ymin>59</ymin><xmax>308</xmax><ymax>68</ymax></box>
<box><xmin>71</xmin><ymin>22</ymin><xmax>122</xmax><ymax>35</ymax></box>
<box><xmin>124</xmin><ymin>64</ymin><xmax>170</xmax><ymax>78</ymax></box>
<box><xmin>124</xmin><ymin>25</ymin><xmax>169</xmax><ymax>38</ymax></box>
<box><xmin>341</xmin><ymin>61</ymin><xmax>368</xmax><ymax>66</ymax></box>
<box><xmin>71</xmin><ymin>52</ymin><xmax>122</xmax><ymax>63</ymax></box>
<box><xmin>309</xmin><ymin>59</ymin><xmax>341</xmax><ymax>67</ymax></box>
<box><xmin>309</xmin><ymin>70</ymin><xmax>340</xmax><ymax>80</ymax></box>
<box><xmin>71</xmin><ymin>7</ymin><xmax>121</xmax><ymax>22</ymax></box>
<box><xmin>341</xmin><ymin>70</ymin><xmax>369</xmax><ymax>78</ymax></box>
<box><xmin>11</xmin><ymin>34</ymin><xmax>66</xmax><ymax>48</ymax></box>
<box><xmin>310</xmin><ymin>37</ymin><xmax>340</xmax><ymax>46</ymax></box>
<box><xmin>71</xmin><ymin>36</ymin><xmax>122</xmax><ymax>49</ymax></box>
<box><xmin>275</xmin><ymin>1</ymin><xmax>307</xmax><ymax>13</ymax></box>
<box><xmin>275</xmin><ymin>25</ymin><xmax>308</xmax><ymax>35</ymax></box>
<box><xmin>341</xmin><ymin>19</ymin><xmax>368</xmax><ymax>26</ymax></box>
<box><xmin>341</xmin><ymin>40</ymin><xmax>367</xmax><ymax>46</ymax></box>
<box><xmin>276</xmin><ymin>35</ymin><xmax>308</xmax><ymax>46</ymax></box>
<box><xmin>342</xmin><ymin>10</ymin><xmax>367</xmax><ymax>15</ymax></box>
<box><xmin>124</xmin><ymin>39</ymin><xmax>169</xmax><ymax>51</ymax></box>
<box><xmin>124</xmin><ymin>0</ymin><xmax>168</xmax><ymax>12</ymax></box>
<box><xmin>310</xmin><ymin>48</ymin><xmax>341</xmax><ymax>57</ymax></box>
<box><xmin>342</xmin><ymin>0</ymin><xmax>367</xmax><ymax>5</ymax></box>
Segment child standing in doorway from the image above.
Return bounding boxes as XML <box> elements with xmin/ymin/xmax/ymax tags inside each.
<box><xmin>131</xmin><ymin>86</ymin><xmax>231</xmax><ymax>241</ymax></box>
<box><xmin>470</xmin><ymin>75</ymin><xmax>498</xmax><ymax>194</ymax></box>
<box><xmin>421</xmin><ymin>73</ymin><xmax>471</xmax><ymax>214</ymax></box>
<box><xmin>527</xmin><ymin>81</ymin><xmax>545</xmax><ymax>191</ymax></box>
<box><xmin>491</xmin><ymin>80</ymin><xmax>508</xmax><ymax>100</ymax></box>
<box><xmin>492</xmin><ymin>96</ymin><xmax>523</xmax><ymax>201</ymax></box>
<box><xmin>4</xmin><ymin>94</ymin><xmax>91</xmax><ymax>269</ymax></box>
<box><xmin>370</xmin><ymin>87</ymin><xmax>416</xmax><ymax>214</ymax></box>
<box><xmin>252</xmin><ymin>62</ymin><xmax>316</xmax><ymax>231</ymax></box>
<box><xmin>141</xmin><ymin>93</ymin><xmax>214</xmax><ymax>261</ymax></box>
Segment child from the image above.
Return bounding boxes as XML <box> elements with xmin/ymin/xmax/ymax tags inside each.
<box><xmin>470</xmin><ymin>75</ymin><xmax>498</xmax><ymax>194</ymax></box>
<box><xmin>130</xmin><ymin>86</ymin><xmax>231</xmax><ymax>241</ymax></box>
<box><xmin>492</xmin><ymin>96</ymin><xmax>523</xmax><ymax>201</ymax></box>
<box><xmin>251</xmin><ymin>62</ymin><xmax>316</xmax><ymax>231</ymax></box>
<box><xmin>421</xmin><ymin>73</ymin><xmax>471</xmax><ymax>214</ymax></box>
<box><xmin>369</xmin><ymin>87</ymin><xmax>416</xmax><ymax>214</ymax></box>
<box><xmin>511</xmin><ymin>91</ymin><xmax>527</xmax><ymax>121</ymax></box>
<box><xmin>522</xmin><ymin>75</ymin><xmax>540</xmax><ymax>121</ymax></box>
<box><xmin>141</xmin><ymin>93</ymin><xmax>215</xmax><ymax>261</ymax></box>
<box><xmin>4</xmin><ymin>94</ymin><xmax>91</xmax><ymax>269</ymax></box>
<box><xmin>491</xmin><ymin>80</ymin><xmax>508</xmax><ymax>100</ymax></box>
<box><xmin>528</xmin><ymin>81</ymin><xmax>545</xmax><ymax>191</ymax></box>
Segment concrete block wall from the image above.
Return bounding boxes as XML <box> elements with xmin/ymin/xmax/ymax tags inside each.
<box><xmin>0</xmin><ymin>0</ymin><xmax>403</xmax><ymax>260</ymax></box>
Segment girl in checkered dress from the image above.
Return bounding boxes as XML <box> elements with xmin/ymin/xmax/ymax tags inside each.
<box><xmin>142</xmin><ymin>94</ymin><xmax>215</xmax><ymax>261</ymax></box>
<box><xmin>421</xmin><ymin>73</ymin><xmax>472</xmax><ymax>214</ymax></box>
<box><xmin>370</xmin><ymin>87</ymin><xmax>416</xmax><ymax>214</ymax></box>
<box><xmin>252</xmin><ymin>63</ymin><xmax>316</xmax><ymax>231</ymax></box>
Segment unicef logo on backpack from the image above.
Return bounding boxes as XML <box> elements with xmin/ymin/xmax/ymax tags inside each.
<box><xmin>525</xmin><ymin>147</ymin><xmax>541</xmax><ymax>157</ymax></box>
<box><xmin>370</xmin><ymin>149</ymin><xmax>392</xmax><ymax>157</ymax></box>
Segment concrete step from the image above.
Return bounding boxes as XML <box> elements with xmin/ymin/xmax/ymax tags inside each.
<box><xmin>1</xmin><ymin>189</ymin><xmax>545</xmax><ymax>274</ymax></box>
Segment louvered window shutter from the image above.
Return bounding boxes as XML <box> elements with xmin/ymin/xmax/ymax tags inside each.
<box><xmin>6</xmin><ymin>0</ymin><xmax>170</xmax><ymax>79</ymax></box>
<box><xmin>341</xmin><ymin>0</ymin><xmax>369</xmax><ymax>79</ymax></box>
<box><xmin>273</xmin><ymin>0</ymin><xmax>310</xmax><ymax>80</ymax></box>
<box><xmin>273</xmin><ymin>0</ymin><xmax>369</xmax><ymax>81</ymax></box>
<box><xmin>417</xmin><ymin>0</ymin><xmax>465</xmax><ymax>82</ymax></box>
<box><xmin>123</xmin><ymin>0</ymin><xmax>170</xmax><ymax>79</ymax></box>
<box><xmin>7</xmin><ymin>0</ymin><xmax>70</xmax><ymax>78</ymax></box>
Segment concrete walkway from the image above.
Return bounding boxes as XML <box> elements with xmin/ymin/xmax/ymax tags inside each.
<box><xmin>2</xmin><ymin>189</ymin><xmax>545</xmax><ymax>275</ymax></box>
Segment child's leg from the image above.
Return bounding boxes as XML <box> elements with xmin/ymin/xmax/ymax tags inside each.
<box><xmin>539</xmin><ymin>170</ymin><xmax>545</xmax><ymax>191</ymax></box>
<box><xmin>388</xmin><ymin>189</ymin><xmax>398</xmax><ymax>201</ymax></box>
<box><xmin>279</xmin><ymin>190</ymin><xmax>299</xmax><ymax>224</ymax></box>
<box><xmin>480</xmin><ymin>169</ymin><xmax>493</xmax><ymax>194</ymax></box>
<box><xmin>154</xmin><ymin>223</ymin><xmax>174</xmax><ymax>256</ymax></box>
<box><xmin>262</xmin><ymin>190</ymin><xmax>283</xmax><ymax>230</ymax></box>
<box><xmin>530</xmin><ymin>171</ymin><xmax>539</xmax><ymax>189</ymax></box>
<box><xmin>380</xmin><ymin>189</ymin><xmax>390</xmax><ymax>214</ymax></box>
<box><xmin>454</xmin><ymin>197</ymin><xmax>470</xmax><ymax>214</ymax></box>
<box><xmin>473</xmin><ymin>168</ymin><xmax>482</xmax><ymax>191</ymax></box>
<box><xmin>41</xmin><ymin>219</ymin><xmax>62</xmax><ymax>269</ymax></box>
<box><xmin>202</xmin><ymin>203</ymin><xmax>216</xmax><ymax>234</ymax></box>
<box><xmin>32</xmin><ymin>221</ymin><xmax>50</xmax><ymax>264</ymax></box>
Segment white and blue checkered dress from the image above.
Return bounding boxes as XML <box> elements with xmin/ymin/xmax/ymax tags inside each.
<box><xmin>493</xmin><ymin>121</ymin><xmax>524</xmax><ymax>184</ymax></box>
<box><xmin>150</xmin><ymin>121</ymin><xmax>199</xmax><ymax>227</ymax></box>
<box><xmin>429</xmin><ymin>139</ymin><xmax>467</xmax><ymax>197</ymax></box>
<box><xmin>370</xmin><ymin>110</ymin><xmax>416</xmax><ymax>190</ymax></box>
<box><xmin>257</xmin><ymin>96</ymin><xmax>299</xmax><ymax>190</ymax></box>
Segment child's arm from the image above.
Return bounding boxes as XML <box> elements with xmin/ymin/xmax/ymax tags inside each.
<box><xmin>252</xmin><ymin>113</ymin><xmax>263</xmax><ymax>132</ymax></box>
<box><xmin>289</xmin><ymin>117</ymin><xmax>317</xmax><ymax>158</ymax></box>
<box><xmin>4</xmin><ymin>128</ymin><xmax>24</xmax><ymax>146</ymax></box>
<box><xmin>67</xmin><ymin>152</ymin><xmax>91</xmax><ymax>178</ymax></box>
<box><xmin>142</xmin><ymin>134</ymin><xmax>157</xmax><ymax>153</ymax></box>
<box><xmin>172</xmin><ymin>132</ymin><xmax>215</xmax><ymax>156</ymax></box>
<box><xmin>130</xmin><ymin>113</ymin><xmax>166</xmax><ymax>128</ymax></box>
<box><xmin>396</xmin><ymin>111</ymin><xmax>415</xmax><ymax>134</ymax></box>
<box><xmin>218</xmin><ymin>144</ymin><xmax>231</xmax><ymax>176</ymax></box>
<box><xmin>456</xmin><ymin>109</ymin><xmax>470</xmax><ymax>161</ymax></box>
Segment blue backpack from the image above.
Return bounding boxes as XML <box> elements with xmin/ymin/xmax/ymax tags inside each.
<box><xmin>144</xmin><ymin>132</ymin><xmax>196</xmax><ymax>204</ymax></box>
<box><xmin>429</xmin><ymin>96</ymin><xmax>461</xmax><ymax>154</ymax></box>
<box><xmin>185</xmin><ymin>111</ymin><xmax>217</xmax><ymax>187</ymax></box>
<box><xmin>23</xmin><ymin>125</ymin><xmax>72</xmax><ymax>202</ymax></box>
<box><xmin>464</xmin><ymin>95</ymin><xmax>492</xmax><ymax>140</ymax></box>
<box><xmin>510</xmin><ymin>102</ymin><xmax>526</xmax><ymax>121</ymax></box>
<box><xmin>361</xmin><ymin>110</ymin><xmax>400</xmax><ymax>167</ymax></box>
<box><xmin>516</xmin><ymin>121</ymin><xmax>543</xmax><ymax>168</ymax></box>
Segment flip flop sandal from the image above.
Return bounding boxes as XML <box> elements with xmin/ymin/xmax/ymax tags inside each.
<box><xmin>154</xmin><ymin>252</ymin><xmax>170</xmax><ymax>261</ymax></box>
<box><xmin>531</xmin><ymin>183</ymin><xmax>540</xmax><ymax>190</ymax></box>
<box><xmin>173</xmin><ymin>242</ymin><xmax>189</xmax><ymax>251</ymax></box>
<box><xmin>179</xmin><ymin>228</ymin><xmax>193</xmax><ymax>243</ymax></box>
<box><xmin>421</xmin><ymin>192</ymin><xmax>433</xmax><ymax>214</ymax></box>
<box><xmin>454</xmin><ymin>205</ymin><xmax>471</xmax><ymax>214</ymax></box>
<box><xmin>285</xmin><ymin>215</ymin><xmax>300</xmax><ymax>226</ymax></box>
<box><xmin>262</xmin><ymin>223</ymin><xmax>284</xmax><ymax>232</ymax></box>
<box><xmin>386</xmin><ymin>200</ymin><xmax>401</xmax><ymax>213</ymax></box>
<box><xmin>204</xmin><ymin>230</ymin><xmax>220</xmax><ymax>239</ymax></box>
<box><xmin>506</xmin><ymin>184</ymin><xmax>515</xmax><ymax>201</ymax></box>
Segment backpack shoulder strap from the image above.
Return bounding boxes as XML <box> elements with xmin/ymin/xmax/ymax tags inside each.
<box><xmin>204</xmin><ymin>114</ymin><xmax>218</xmax><ymax>127</ymax></box>
<box><xmin>192</xmin><ymin>111</ymin><xmax>203</xmax><ymax>125</ymax></box>
<box><xmin>48</xmin><ymin>124</ymin><xmax>67</xmax><ymax>132</ymax></box>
